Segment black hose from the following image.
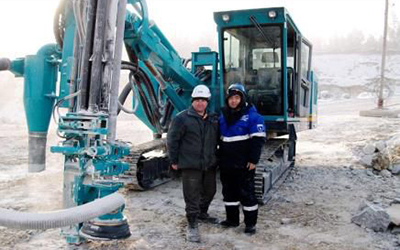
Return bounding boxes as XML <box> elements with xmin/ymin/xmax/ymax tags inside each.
<box><xmin>120</xmin><ymin>62</ymin><xmax>160</xmax><ymax>129</ymax></box>
<box><xmin>160</xmin><ymin>100</ymin><xmax>173</xmax><ymax>130</ymax></box>
<box><xmin>117</xmin><ymin>82</ymin><xmax>133</xmax><ymax>115</ymax></box>
<box><xmin>137</xmin><ymin>81</ymin><xmax>157</xmax><ymax>128</ymax></box>
<box><xmin>88</xmin><ymin>0</ymin><xmax>108</xmax><ymax>111</ymax></box>
<box><xmin>138</xmin><ymin>71</ymin><xmax>163</xmax><ymax>132</ymax></box>
<box><xmin>121</xmin><ymin>62</ymin><xmax>159</xmax><ymax>114</ymax></box>
<box><xmin>161</xmin><ymin>87</ymin><xmax>183</xmax><ymax>131</ymax></box>
<box><xmin>79</xmin><ymin>0</ymin><xmax>97</xmax><ymax>110</ymax></box>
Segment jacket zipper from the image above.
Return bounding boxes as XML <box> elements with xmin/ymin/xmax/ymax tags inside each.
<box><xmin>196</xmin><ymin>117</ymin><xmax>206</xmax><ymax>171</ymax></box>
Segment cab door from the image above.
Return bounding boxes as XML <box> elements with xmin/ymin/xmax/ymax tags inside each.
<box><xmin>296</xmin><ymin>36</ymin><xmax>312</xmax><ymax>119</ymax></box>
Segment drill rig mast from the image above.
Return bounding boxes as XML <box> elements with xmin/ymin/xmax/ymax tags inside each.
<box><xmin>0</xmin><ymin>0</ymin><xmax>318</xmax><ymax>243</ymax></box>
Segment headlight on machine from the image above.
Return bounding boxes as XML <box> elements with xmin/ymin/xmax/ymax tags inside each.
<box><xmin>222</xmin><ymin>14</ymin><xmax>230</xmax><ymax>22</ymax></box>
<box><xmin>268</xmin><ymin>10</ymin><xmax>277</xmax><ymax>19</ymax></box>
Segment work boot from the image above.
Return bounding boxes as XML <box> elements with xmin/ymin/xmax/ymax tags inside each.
<box><xmin>243</xmin><ymin>208</ymin><xmax>258</xmax><ymax>235</ymax></box>
<box><xmin>186</xmin><ymin>215</ymin><xmax>201</xmax><ymax>243</ymax></box>
<box><xmin>220</xmin><ymin>205</ymin><xmax>240</xmax><ymax>228</ymax></box>
<box><xmin>220</xmin><ymin>220</ymin><xmax>240</xmax><ymax>228</ymax></box>
<box><xmin>198</xmin><ymin>212</ymin><xmax>220</xmax><ymax>224</ymax></box>
<box><xmin>244</xmin><ymin>225</ymin><xmax>256</xmax><ymax>235</ymax></box>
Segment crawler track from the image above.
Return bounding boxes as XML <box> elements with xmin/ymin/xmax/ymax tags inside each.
<box><xmin>255</xmin><ymin>139</ymin><xmax>294</xmax><ymax>204</ymax></box>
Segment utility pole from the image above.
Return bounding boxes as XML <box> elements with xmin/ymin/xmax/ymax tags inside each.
<box><xmin>378</xmin><ymin>0</ymin><xmax>389</xmax><ymax>109</ymax></box>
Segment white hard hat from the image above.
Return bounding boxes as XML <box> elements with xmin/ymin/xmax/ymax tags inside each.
<box><xmin>191</xmin><ymin>85</ymin><xmax>211</xmax><ymax>99</ymax></box>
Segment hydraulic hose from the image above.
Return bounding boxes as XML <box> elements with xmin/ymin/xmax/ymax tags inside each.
<box><xmin>79</xmin><ymin>0</ymin><xmax>97</xmax><ymax>110</ymax></box>
<box><xmin>118</xmin><ymin>73</ymin><xmax>139</xmax><ymax>115</ymax></box>
<box><xmin>88</xmin><ymin>0</ymin><xmax>108</xmax><ymax>112</ymax></box>
<box><xmin>119</xmin><ymin>64</ymin><xmax>153</xmax><ymax>123</ymax></box>
<box><xmin>117</xmin><ymin>81</ymin><xmax>133</xmax><ymax>115</ymax></box>
<box><xmin>120</xmin><ymin>62</ymin><xmax>161</xmax><ymax>130</ymax></box>
<box><xmin>0</xmin><ymin>192</ymin><xmax>124</xmax><ymax>230</ymax></box>
<box><xmin>160</xmin><ymin>100</ymin><xmax>172</xmax><ymax>128</ymax></box>
<box><xmin>119</xmin><ymin>61</ymin><xmax>179</xmax><ymax>132</ymax></box>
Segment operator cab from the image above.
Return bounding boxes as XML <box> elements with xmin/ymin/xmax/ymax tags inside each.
<box><xmin>223</xmin><ymin>25</ymin><xmax>283</xmax><ymax>116</ymax></box>
<box><xmin>215</xmin><ymin>8</ymin><xmax>317</xmax><ymax>132</ymax></box>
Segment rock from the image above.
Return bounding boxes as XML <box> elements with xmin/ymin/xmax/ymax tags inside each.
<box><xmin>342</xmin><ymin>93</ymin><xmax>351</xmax><ymax>99</ymax></box>
<box><xmin>365</xmin><ymin>228</ymin><xmax>374</xmax><ymax>233</ymax></box>
<box><xmin>281</xmin><ymin>218</ymin><xmax>293</xmax><ymax>224</ymax></box>
<box><xmin>357</xmin><ymin>92</ymin><xmax>373</xmax><ymax>99</ymax></box>
<box><xmin>351</xmin><ymin>203</ymin><xmax>391</xmax><ymax>232</ymax></box>
<box><xmin>363</xmin><ymin>144</ymin><xmax>376</xmax><ymax>155</ymax></box>
<box><xmin>380</xmin><ymin>169</ymin><xmax>392</xmax><ymax>178</ymax></box>
<box><xmin>163</xmin><ymin>199</ymin><xmax>172</xmax><ymax>205</ymax></box>
<box><xmin>360</xmin><ymin>155</ymin><xmax>374</xmax><ymax>167</ymax></box>
<box><xmin>274</xmin><ymin>195</ymin><xmax>292</xmax><ymax>203</ymax></box>
<box><xmin>386</xmin><ymin>135</ymin><xmax>400</xmax><ymax>147</ymax></box>
<box><xmin>373</xmin><ymin>200</ymin><xmax>382</xmax><ymax>205</ymax></box>
<box><xmin>391</xmin><ymin>198</ymin><xmax>400</xmax><ymax>204</ymax></box>
<box><xmin>320</xmin><ymin>90</ymin><xmax>332</xmax><ymax>99</ymax></box>
<box><xmin>387</xmin><ymin>204</ymin><xmax>400</xmax><ymax>226</ymax></box>
<box><xmin>345</xmin><ymin>185</ymin><xmax>351</xmax><ymax>189</ymax></box>
<box><xmin>375</xmin><ymin>141</ymin><xmax>386</xmax><ymax>152</ymax></box>
<box><xmin>381</xmin><ymin>146</ymin><xmax>390</xmax><ymax>154</ymax></box>
<box><xmin>357</xmin><ymin>201</ymin><xmax>369</xmax><ymax>211</ymax></box>
<box><xmin>305</xmin><ymin>200</ymin><xmax>315</xmax><ymax>206</ymax></box>
<box><xmin>373</xmin><ymin>154</ymin><xmax>391</xmax><ymax>171</ymax></box>
<box><xmin>391</xmin><ymin>164</ymin><xmax>400</xmax><ymax>175</ymax></box>
<box><xmin>366</xmin><ymin>169</ymin><xmax>374</xmax><ymax>176</ymax></box>
<box><xmin>372</xmin><ymin>163</ymin><xmax>383</xmax><ymax>171</ymax></box>
<box><xmin>393</xmin><ymin>226</ymin><xmax>400</xmax><ymax>235</ymax></box>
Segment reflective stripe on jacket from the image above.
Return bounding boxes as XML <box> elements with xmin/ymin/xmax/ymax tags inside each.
<box><xmin>219</xmin><ymin>105</ymin><xmax>266</xmax><ymax>169</ymax></box>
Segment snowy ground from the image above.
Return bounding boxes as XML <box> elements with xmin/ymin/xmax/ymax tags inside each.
<box><xmin>0</xmin><ymin>95</ymin><xmax>400</xmax><ymax>249</ymax></box>
<box><xmin>0</xmin><ymin>53</ymin><xmax>400</xmax><ymax>249</ymax></box>
<box><xmin>314</xmin><ymin>54</ymin><xmax>400</xmax><ymax>87</ymax></box>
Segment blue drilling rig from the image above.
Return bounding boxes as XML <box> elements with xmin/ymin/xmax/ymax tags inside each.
<box><xmin>0</xmin><ymin>0</ymin><xmax>317</xmax><ymax>243</ymax></box>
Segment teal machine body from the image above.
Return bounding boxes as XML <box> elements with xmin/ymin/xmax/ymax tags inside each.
<box><xmin>0</xmin><ymin>0</ymin><xmax>317</xmax><ymax>244</ymax></box>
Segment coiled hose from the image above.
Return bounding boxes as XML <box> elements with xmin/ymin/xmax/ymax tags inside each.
<box><xmin>0</xmin><ymin>192</ymin><xmax>124</xmax><ymax>230</ymax></box>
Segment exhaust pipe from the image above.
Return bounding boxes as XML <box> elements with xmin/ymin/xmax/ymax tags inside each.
<box><xmin>23</xmin><ymin>44</ymin><xmax>59</xmax><ymax>172</ymax></box>
<box><xmin>28</xmin><ymin>132</ymin><xmax>47</xmax><ymax>172</ymax></box>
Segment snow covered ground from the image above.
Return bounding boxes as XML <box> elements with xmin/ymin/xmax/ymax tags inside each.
<box><xmin>315</xmin><ymin>53</ymin><xmax>400</xmax><ymax>102</ymax></box>
<box><xmin>1</xmin><ymin>96</ymin><xmax>400</xmax><ymax>250</ymax></box>
<box><xmin>0</xmin><ymin>53</ymin><xmax>399</xmax><ymax>249</ymax></box>
<box><xmin>314</xmin><ymin>53</ymin><xmax>400</xmax><ymax>87</ymax></box>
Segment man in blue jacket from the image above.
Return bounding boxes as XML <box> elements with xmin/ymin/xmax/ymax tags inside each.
<box><xmin>219</xmin><ymin>83</ymin><xmax>266</xmax><ymax>235</ymax></box>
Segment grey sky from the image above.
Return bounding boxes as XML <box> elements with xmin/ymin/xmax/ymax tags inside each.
<box><xmin>0</xmin><ymin>0</ymin><xmax>397</xmax><ymax>58</ymax></box>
